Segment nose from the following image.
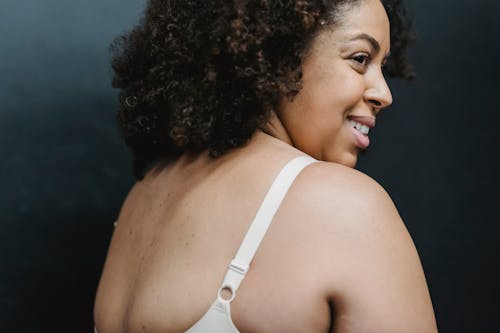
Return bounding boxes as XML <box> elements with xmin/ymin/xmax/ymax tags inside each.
<box><xmin>363</xmin><ymin>70</ymin><xmax>393</xmax><ymax>112</ymax></box>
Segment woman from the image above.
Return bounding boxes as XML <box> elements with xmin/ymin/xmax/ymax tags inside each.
<box><xmin>94</xmin><ymin>0</ymin><xmax>438</xmax><ymax>332</ymax></box>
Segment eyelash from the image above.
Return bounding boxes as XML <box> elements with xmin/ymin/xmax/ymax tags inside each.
<box><xmin>352</xmin><ymin>53</ymin><xmax>371</xmax><ymax>68</ymax></box>
<box><xmin>351</xmin><ymin>53</ymin><xmax>389</xmax><ymax>72</ymax></box>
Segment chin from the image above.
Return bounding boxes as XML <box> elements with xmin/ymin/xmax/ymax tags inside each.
<box><xmin>326</xmin><ymin>152</ymin><xmax>358</xmax><ymax>168</ymax></box>
<box><xmin>341</xmin><ymin>157</ymin><xmax>357</xmax><ymax>168</ymax></box>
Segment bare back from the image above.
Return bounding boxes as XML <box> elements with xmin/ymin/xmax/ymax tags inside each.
<box><xmin>94</xmin><ymin>133</ymin><xmax>336</xmax><ymax>333</ymax></box>
<box><xmin>94</xmin><ymin>132</ymin><xmax>437</xmax><ymax>333</ymax></box>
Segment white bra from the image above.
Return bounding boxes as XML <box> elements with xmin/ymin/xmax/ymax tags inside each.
<box><xmin>95</xmin><ymin>155</ymin><xmax>317</xmax><ymax>333</ymax></box>
<box><xmin>185</xmin><ymin>156</ymin><xmax>317</xmax><ymax>332</ymax></box>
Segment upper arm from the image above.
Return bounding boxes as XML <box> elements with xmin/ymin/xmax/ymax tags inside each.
<box><xmin>303</xmin><ymin>163</ymin><xmax>437</xmax><ymax>333</ymax></box>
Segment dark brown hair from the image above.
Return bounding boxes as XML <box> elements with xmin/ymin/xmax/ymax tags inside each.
<box><xmin>111</xmin><ymin>0</ymin><xmax>414</xmax><ymax>179</ymax></box>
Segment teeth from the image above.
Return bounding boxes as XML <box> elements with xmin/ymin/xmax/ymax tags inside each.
<box><xmin>348</xmin><ymin>119</ymin><xmax>370</xmax><ymax>135</ymax></box>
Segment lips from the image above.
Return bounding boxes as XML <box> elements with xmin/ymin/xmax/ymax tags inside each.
<box><xmin>347</xmin><ymin>115</ymin><xmax>375</xmax><ymax>149</ymax></box>
<box><xmin>347</xmin><ymin>115</ymin><xmax>376</xmax><ymax>128</ymax></box>
<box><xmin>349</xmin><ymin>125</ymin><xmax>370</xmax><ymax>149</ymax></box>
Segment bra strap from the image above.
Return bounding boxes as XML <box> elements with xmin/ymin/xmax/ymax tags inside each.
<box><xmin>219</xmin><ymin>156</ymin><xmax>317</xmax><ymax>299</ymax></box>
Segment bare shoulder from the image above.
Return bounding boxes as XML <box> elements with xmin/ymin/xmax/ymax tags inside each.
<box><xmin>294</xmin><ymin>161</ymin><xmax>398</xmax><ymax>223</ymax></box>
<box><xmin>293</xmin><ymin>162</ymin><xmax>412</xmax><ymax>257</ymax></box>
<box><xmin>290</xmin><ymin>162</ymin><xmax>438</xmax><ymax>333</ymax></box>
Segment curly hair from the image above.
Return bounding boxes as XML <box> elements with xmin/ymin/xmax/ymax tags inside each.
<box><xmin>111</xmin><ymin>0</ymin><xmax>414</xmax><ymax>179</ymax></box>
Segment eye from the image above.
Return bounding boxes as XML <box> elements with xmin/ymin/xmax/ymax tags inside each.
<box><xmin>351</xmin><ymin>53</ymin><xmax>371</xmax><ymax>69</ymax></box>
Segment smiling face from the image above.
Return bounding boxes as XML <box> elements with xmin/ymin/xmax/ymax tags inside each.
<box><xmin>276</xmin><ymin>0</ymin><xmax>393</xmax><ymax>167</ymax></box>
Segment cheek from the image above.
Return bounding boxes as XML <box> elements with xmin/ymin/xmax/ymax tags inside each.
<box><xmin>279</xmin><ymin>66</ymin><xmax>365</xmax><ymax>139</ymax></box>
<box><xmin>310</xmin><ymin>66</ymin><xmax>365</xmax><ymax>110</ymax></box>
<box><xmin>331</xmin><ymin>71</ymin><xmax>365</xmax><ymax>108</ymax></box>
<box><xmin>308</xmin><ymin>72</ymin><xmax>365</xmax><ymax>128</ymax></box>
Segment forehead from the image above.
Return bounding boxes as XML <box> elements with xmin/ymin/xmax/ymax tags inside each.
<box><xmin>316</xmin><ymin>0</ymin><xmax>391</xmax><ymax>52</ymax></box>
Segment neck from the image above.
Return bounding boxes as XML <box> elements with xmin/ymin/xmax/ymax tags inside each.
<box><xmin>259</xmin><ymin>110</ymin><xmax>295</xmax><ymax>146</ymax></box>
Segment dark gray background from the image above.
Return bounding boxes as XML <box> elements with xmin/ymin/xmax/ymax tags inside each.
<box><xmin>1</xmin><ymin>0</ymin><xmax>499</xmax><ymax>332</ymax></box>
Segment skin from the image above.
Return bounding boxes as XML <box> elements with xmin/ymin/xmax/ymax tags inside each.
<box><xmin>94</xmin><ymin>1</ymin><xmax>438</xmax><ymax>332</ymax></box>
<box><xmin>268</xmin><ymin>0</ymin><xmax>392</xmax><ymax>166</ymax></box>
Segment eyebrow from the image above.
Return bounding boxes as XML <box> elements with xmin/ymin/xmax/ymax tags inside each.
<box><xmin>349</xmin><ymin>33</ymin><xmax>381</xmax><ymax>53</ymax></box>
